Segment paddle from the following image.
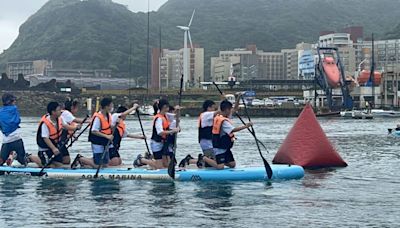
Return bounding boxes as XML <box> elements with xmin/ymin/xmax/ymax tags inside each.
<box><xmin>136</xmin><ymin>108</ymin><xmax>151</xmax><ymax>156</ymax></box>
<box><xmin>388</xmin><ymin>128</ymin><xmax>393</xmax><ymax>134</ymax></box>
<box><xmin>38</xmin><ymin>115</ymin><xmax>90</xmax><ymax>176</ymax></box>
<box><xmin>168</xmin><ymin>74</ymin><xmax>184</xmax><ymax>179</ymax></box>
<box><xmin>241</xmin><ymin>96</ymin><xmax>273</xmax><ymax>179</ymax></box>
<box><xmin>66</xmin><ymin>115</ymin><xmax>91</xmax><ymax>149</ymax></box>
<box><xmin>212</xmin><ymin>82</ymin><xmax>267</xmax><ymax>150</ymax></box>
<box><xmin>94</xmin><ymin>121</ymin><xmax>119</xmax><ymax>179</ymax></box>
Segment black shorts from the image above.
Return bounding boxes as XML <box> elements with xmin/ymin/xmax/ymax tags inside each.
<box><xmin>93</xmin><ymin>152</ymin><xmax>110</xmax><ymax>165</ymax></box>
<box><xmin>153</xmin><ymin>150</ymin><xmax>163</xmax><ymax>160</ymax></box>
<box><xmin>1</xmin><ymin>139</ymin><xmax>27</xmax><ymax>165</ymax></box>
<box><xmin>215</xmin><ymin>149</ymin><xmax>235</xmax><ymax>165</ymax></box>
<box><xmin>109</xmin><ymin>147</ymin><xmax>120</xmax><ymax>159</ymax></box>
<box><xmin>38</xmin><ymin>150</ymin><xmax>64</xmax><ymax>164</ymax></box>
<box><xmin>163</xmin><ymin>144</ymin><xmax>174</xmax><ymax>159</ymax></box>
<box><xmin>59</xmin><ymin>144</ymin><xmax>70</xmax><ymax>157</ymax></box>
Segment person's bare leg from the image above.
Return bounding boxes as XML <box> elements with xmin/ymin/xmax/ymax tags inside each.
<box><xmin>62</xmin><ymin>156</ymin><xmax>71</xmax><ymax>165</ymax></box>
<box><xmin>79</xmin><ymin>157</ymin><xmax>96</xmax><ymax>168</ymax></box>
<box><xmin>203</xmin><ymin>156</ymin><xmax>219</xmax><ymax>168</ymax></box>
<box><xmin>140</xmin><ymin>158</ymin><xmax>164</xmax><ymax>169</ymax></box>
<box><xmin>108</xmin><ymin>157</ymin><xmax>122</xmax><ymax>166</ymax></box>
<box><xmin>48</xmin><ymin>161</ymin><xmax>63</xmax><ymax>168</ymax></box>
<box><xmin>188</xmin><ymin>159</ymin><xmax>197</xmax><ymax>164</ymax></box>
<box><xmin>226</xmin><ymin>161</ymin><xmax>236</xmax><ymax>168</ymax></box>
<box><xmin>28</xmin><ymin>154</ymin><xmax>42</xmax><ymax>167</ymax></box>
<box><xmin>162</xmin><ymin>155</ymin><xmax>171</xmax><ymax>168</ymax></box>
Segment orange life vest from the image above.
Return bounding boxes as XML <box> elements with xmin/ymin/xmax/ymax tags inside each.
<box><xmin>88</xmin><ymin>111</ymin><xmax>112</xmax><ymax>146</ymax></box>
<box><xmin>36</xmin><ymin>114</ymin><xmax>63</xmax><ymax>148</ymax></box>
<box><xmin>117</xmin><ymin>119</ymin><xmax>126</xmax><ymax>138</ymax></box>
<box><xmin>212</xmin><ymin>115</ymin><xmax>235</xmax><ymax>149</ymax></box>
<box><xmin>151</xmin><ymin>113</ymin><xmax>170</xmax><ymax>142</ymax></box>
<box><xmin>112</xmin><ymin>118</ymin><xmax>126</xmax><ymax>148</ymax></box>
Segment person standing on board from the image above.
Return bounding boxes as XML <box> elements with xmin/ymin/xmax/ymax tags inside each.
<box><xmin>133</xmin><ymin>99</ymin><xmax>180</xmax><ymax>169</ymax></box>
<box><xmin>0</xmin><ymin>93</ymin><xmax>41</xmax><ymax>166</ymax></box>
<box><xmin>108</xmin><ymin>105</ymin><xmax>146</xmax><ymax>166</ymax></box>
<box><xmin>37</xmin><ymin>102</ymin><xmax>68</xmax><ymax>167</ymax></box>
<box><xmin>76</xmin><ymin>98</ymin><xmax>114</xmax><ymax>168</ymax></box>
<box><xmin>200</xmin><ymin>98</ymin><xmax>252</xmax><ymax>170</ymax></box>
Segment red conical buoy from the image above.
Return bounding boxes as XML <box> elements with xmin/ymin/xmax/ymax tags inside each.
<box><xmin>272</xmin><ymin>104</ymin><xmax>347</xmax><ymax>168</ymax></box>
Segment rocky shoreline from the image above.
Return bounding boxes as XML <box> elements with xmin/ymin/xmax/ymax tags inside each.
<box><xmin>1</xmin><ymin>90</ymin><xmax>303</xmax><ymax>117</ymax></box>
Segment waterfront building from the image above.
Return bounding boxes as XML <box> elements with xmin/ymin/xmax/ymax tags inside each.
<box><xmin>6</xmin><ymin>60</ymin><xmax>52</xmax><ymax>81</ymax></box>
<box><xmin>151</xmin><ymin>46</ymin><xmax>204</xmax><ymax>90</ymax></box>
<box><xmin>211</xmin><ymin>45</ymin><xmax>299</xmax><ymax>82</ymax></box>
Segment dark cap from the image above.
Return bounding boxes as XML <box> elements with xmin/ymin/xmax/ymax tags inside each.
<box><xmin>2</xmin><ymin>93</ymin><xmax>16</xmax><ymax>106</ymax></box>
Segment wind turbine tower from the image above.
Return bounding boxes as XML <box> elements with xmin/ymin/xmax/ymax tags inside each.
<box><xmin>177</xmin><ymin>9</ymin><xmax>195</xmax><ymax>90</ymax></box>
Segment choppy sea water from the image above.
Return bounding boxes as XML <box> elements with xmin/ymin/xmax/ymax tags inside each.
<box><xmin>0</xmin><ymin>116</ymin><xmax>399</xmax><ymax>227</ymax></box>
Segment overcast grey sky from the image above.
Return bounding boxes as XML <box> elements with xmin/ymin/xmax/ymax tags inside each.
<box><xmin>0</xmin><ymin>0</ymin><xmax>168</xmax><ymax>53</ymax></box>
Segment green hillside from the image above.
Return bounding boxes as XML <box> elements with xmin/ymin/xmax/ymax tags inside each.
<box><xmin>1</xmin><ymin>0</ymin><xmax>399</xmax><ymax>80</ymax></box>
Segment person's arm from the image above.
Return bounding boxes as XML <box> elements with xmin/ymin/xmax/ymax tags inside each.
<box><xmin>41</xmin><ymin>124</ymin><xmax>59</xmax><ymax>155</ymax></box>
<box><xmin>91</xmin><ymin>118</ymin><xmax>113</xmax><ymax>140</ymax></box>
<box><xmin>119</xmin><ymin>103</ymin><xmax>140</xmax><ymax>119</ymax></box>
<box><xmin>62</xmin><ymin>122</ymin><xmax>81</xmax><ymax>131</ymax></box>
<box><xmin>127</xmin><ymin>133</ymin><xmax>146</xmax><ymax>139</ymax></box>
<box><xmin>233</xmin><ymin>92</ymin><xmax>243</xmax><ymax>113</ymax></box>
<box><xmin>73</xmin><ymin>117</ymin><xmax>89</xmax><ymax>124</ymax></box>
<box><xmin>92</xmin><ymin>130</ymin><xmax>113</xmax><ymax>140</ymax></box>
<box><xmin>155</xmin><ymin>118</ymin><xmax>180</xmax><ymax>136</ymax></box>
<box><xmin>43</xmin><ymin>138</ymin><xmax>60</xmax><ymax>155</ymax></box>
<box><xmin>174</xmin><ymin>105</ymin><xmax>181</xmax><ymax>124</ymax></box>
<box><xmin>231</xmin><ymin>122</ymin><xmax>253</xmax><ymax>133</ymax></box>
<box><xmin>213</xmin><ymin>111</ymin><xmax>221</xmax><ymax>117</ymax></box>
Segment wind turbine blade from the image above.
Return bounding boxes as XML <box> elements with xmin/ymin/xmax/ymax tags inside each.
<box><xmin>188</xmin><ymin>31</ymin><xmax>193</xmax><ymax>50</ymax></box>
<box><xmin>188</xmin><ymin>9</ymin><xmax>195</xmax><ymax>27</ymax></box>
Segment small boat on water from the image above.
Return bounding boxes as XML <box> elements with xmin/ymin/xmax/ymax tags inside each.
<box><xmin>340</xmin><ymin>110</ymin><xmax>373</xmax><ymax>119</ymax></box>
<box><xmin>316</xmin><ymin>111</ymin><xmax>341</xmax><ymax>117</ymax></box>
<box><xmin>0</xmin><ymin>165</ymin><xmax>304</xmax><ymax>181</ymax></box>
<box><xmin>371</xmin><ymin>109</ymin><xmax>400</xmax><ymax>118</ymax></box>
<box><xmin>351</xmin><ymin>111</ymin><xmax>373</xmax><ymax>119</ymax></box>
<box><xmin>138</xmin><ymin>105</ymin><xmax>154</xmax><ymax>116</ymax></box>
<box><xmin>340</xmin><ymin>111</ymin><xmax>353</xmax><ymax>118</ymax></box>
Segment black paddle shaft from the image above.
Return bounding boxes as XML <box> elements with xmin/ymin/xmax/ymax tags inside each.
<box><xmin>212</xmin><ymin>82</ymin><xmax>272</xmax><ymax>179</ymax></box>
<box><xmin>241</xmin><ymin>96</ymin><xmax>273</xmax><ymax>179</ymax></box>
<box><xmin>94</xmin><ymin>119</ymin><xmax>119</xmax><ymax>179</ymax></box>
<box><xmin>65</xmin><ymin>115</ymin><xmax>91</xmax><ymax>149</ymax></box>
<box><xmin>136</xmin><ymin>109</ymin><xmax>151</xmax><ymax>155</ymax></box>
<box><xmin>212</xmin><ymin>82</ymin><xmax>267</xmax><ymax>149</ymax></box>
<box><xmin>168</xmin><ymin>74</ymin><xmax>184</xmax><ymax>179</ymax></box>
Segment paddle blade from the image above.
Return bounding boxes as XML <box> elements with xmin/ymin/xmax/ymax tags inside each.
<box><xmin>262</xmin><ymin>157</ymin><xmax>273</xmax><ymax>179</ymax></box>
<box><xmin>168</xmin><ymin>156</ymin><xmax>176</xmax><ymax>179</ymax></box>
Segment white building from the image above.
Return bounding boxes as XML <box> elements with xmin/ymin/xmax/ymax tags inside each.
<box><xmin>157</xmin><ymin>47</ymin><xmax>204</xmax><ymax>89</ymax></box>
<box><xmin>319</xmin><ymin>33</ymin><xmax>353</xmax><ymax>48</ymax></box>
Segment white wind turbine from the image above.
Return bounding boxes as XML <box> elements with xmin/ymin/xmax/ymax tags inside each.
<box><xmin>177</xmin><ymin>9</ymin><xmax>195</xmax><ymax>90</ymax></box>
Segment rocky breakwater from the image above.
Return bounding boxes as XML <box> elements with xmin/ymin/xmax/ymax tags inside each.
<box><xmin>0</xmin><ymin>91</ymin><xmax>135</xmax><ymax>116</ymax></box>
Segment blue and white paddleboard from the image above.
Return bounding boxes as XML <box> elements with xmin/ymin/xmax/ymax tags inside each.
<box><xmin>0</xmin><ymin>165</ymin><xmax>304</xmax><ymax>181</ymax></box>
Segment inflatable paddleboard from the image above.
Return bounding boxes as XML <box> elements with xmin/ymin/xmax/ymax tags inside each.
<box><xmin>0</xmin><ymin>165</ymin><xmax>304</xmax><ymax>181</ymax></box>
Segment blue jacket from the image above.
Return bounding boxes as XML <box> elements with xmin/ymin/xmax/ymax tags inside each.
<box><xmin>0</xmin><ymin>105</ymin><xmax>21</xmax><ymax>136</ymax></box>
